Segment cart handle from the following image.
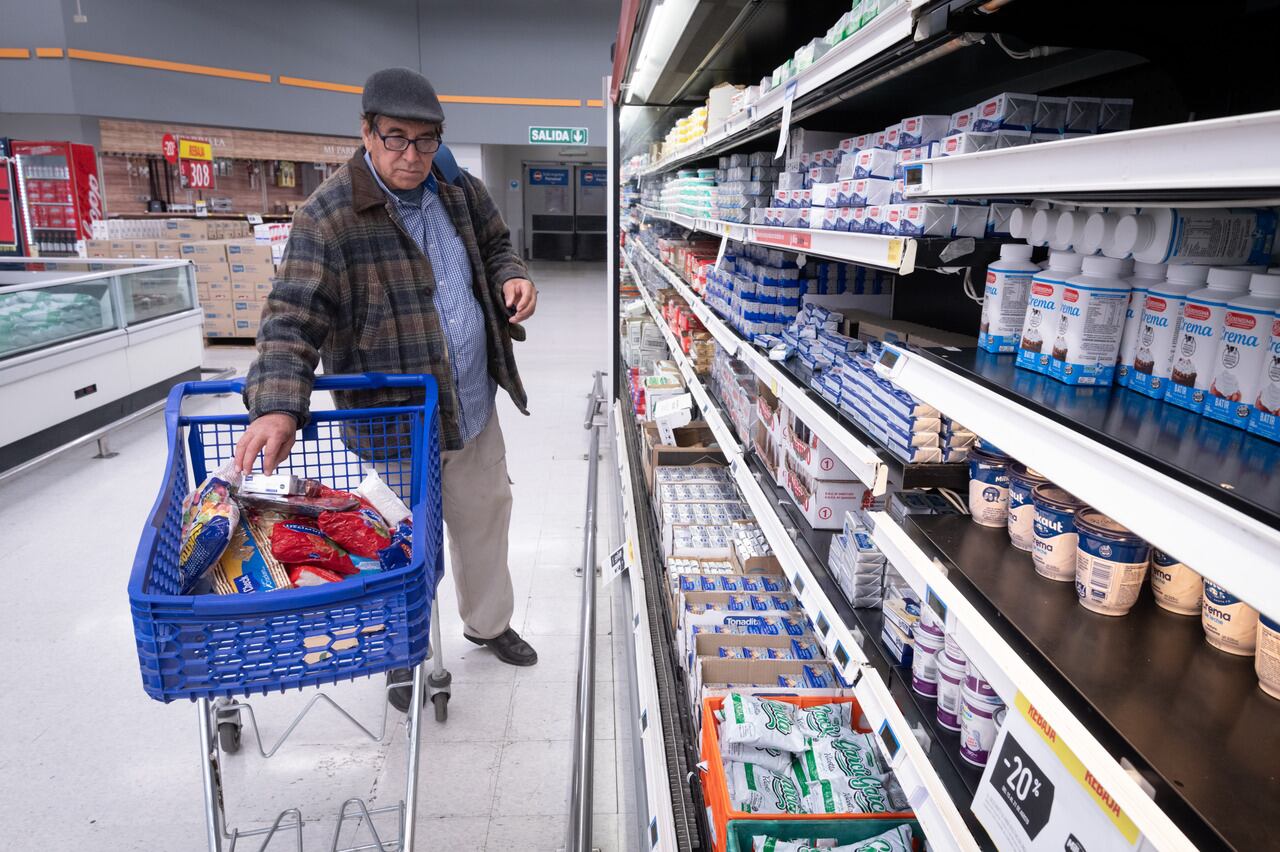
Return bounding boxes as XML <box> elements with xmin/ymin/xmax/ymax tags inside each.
<box><xmin>173</xmin><ymin>373</ymin><xmax>435</xmax><ymax>399</ymax></box>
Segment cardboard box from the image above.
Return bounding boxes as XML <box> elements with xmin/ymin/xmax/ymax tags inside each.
<box><xmin>85</xmin><ymin>239</ymin><xmax>110</xmax><ymax>258</ymax></box>
<box><xmin>153</xmin><ymin>240</ymin><xmax>183</xmax><ymax>259</ymax></box>
<box><xmin>202</xmin><ymin>307</ymin><xmax>235</xmax><ymax>337</ymax></box>
<box><xmin>204</xmin><ymin>279</ymin><xmax>232</xmax><ymax>301</ymax></box>
<box><xmin>224</xmin><ymin>239</ymin><xmax>274</xmax><ymax>265</ymax></box>
<box><xmin>254</xmin><ymin>280</ymin><xmax>274</xmax><ymax>298</ymax></box>
<box><xmin>786</xmin><ymin>408</ymin><xmax>855</xmax><ymax>480</ymax></box>
<box><xmin>690</xmin><ymin>633</ymin><xmax>823</xmax><ymax>711</ymax></box>
<box><xmin>180</xmin><ymin>240</ymin><xmax>227</xmax><ymax>260</ymax></box>
<box><xmin>730</xmin><ymin>539</ymin><xmax>783</xmax><ymax>576</ymax></box>
<box><xmin>228</xmin><ymin>260</ymin><xmax>275</xmax><ymax>281</ymax></box>
<box><xmin>193</xmin><ymin>260</ymin><xmax>231</xmax><ymax>286</ymax></box>
<box><xmin>641</xmin><ymin>420</ymin><xmax>722</xmax><ymax>489</ymax></box>
<box><xmin>130</xmin><ymin>240</ymin><xmax>158</xmax><ymax>257</ymax></box>
<box><xmin>164</xmin><ymin>219</ymin><xmax>210</xmax><ymax>240</ymax></box>
<box><xmin>233</xmin><ymin>301</ymin><xmax>263</xmax><ymax>323</ymax></box>
<box><xmin>104</xmin><ymin>240</ymin><xmax>133</xmax><ymax>258</ymax></box>
<box><xmin>234</xmin><ymin>317</ymin><xmax>261</xmax><ymax>337</ymax></box>
<box><xmin>783</xmin><ymin>451</ymin><xmax>872</xmax><ymax>530</ymax></box>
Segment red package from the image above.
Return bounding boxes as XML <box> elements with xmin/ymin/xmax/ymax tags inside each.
<box><xmin>289</xmin><ymin>564</ymin><xmax>347</xmax><ymax>587</ymax></box>
<box><xmin>318</xmin><ymin>503</ymin><xmax>393</xmax><ymax>558</ymax></box>
<box><xmin>269</xmin><ymin>520</ymin><xmax>357</xmax><ymax>575</ymax></box>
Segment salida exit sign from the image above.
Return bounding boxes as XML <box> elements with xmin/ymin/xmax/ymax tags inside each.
<box><xmin>529</xmin><ymin>126</ymin><xmax>588</xmax><ymax>145</ymax></box>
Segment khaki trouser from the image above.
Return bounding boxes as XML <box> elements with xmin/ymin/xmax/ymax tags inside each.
<box><xmin>380</xmin><ymin>410</ymin><xmax>515</xmax><ymax>640</ymax></box>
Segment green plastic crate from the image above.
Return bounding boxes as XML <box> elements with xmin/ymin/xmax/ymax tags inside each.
<box><xmin>724</xmin><ymin>816</ymin><xmax>922</xmax><ymax>852</ymax></box>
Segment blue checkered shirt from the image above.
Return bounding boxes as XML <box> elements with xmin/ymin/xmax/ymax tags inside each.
<box><xmin>365</xmin><ymin>152</ymin><xmax>495</xmax><ymax>444</ymax></box>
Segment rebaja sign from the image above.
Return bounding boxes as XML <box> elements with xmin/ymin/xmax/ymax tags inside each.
<box><xmin>529</xmin><ymin>126</ymin><xmax>588</xmax><ymax>145</ymax></box>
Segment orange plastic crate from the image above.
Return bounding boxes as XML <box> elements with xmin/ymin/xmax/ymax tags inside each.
<box><xmin>700</xmin><ymin>694</ymin><xmax>915</xmax><ymax>852</ymax></box>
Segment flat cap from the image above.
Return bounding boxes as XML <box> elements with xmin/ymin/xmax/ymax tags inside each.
<box><xmin>362</xmin><ymin>67</ymin><xmax>445</xmax><ymax>124</ymax></box>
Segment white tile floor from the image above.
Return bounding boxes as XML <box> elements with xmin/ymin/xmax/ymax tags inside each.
<box><xmin>0</xmin><ymin>261</ymin><xmax>640</xmax><ymax>850</ymax></box>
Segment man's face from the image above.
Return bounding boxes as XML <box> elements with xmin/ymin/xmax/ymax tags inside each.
<box><xmin>361</xmin><ymin>115</ymin><xmax>440</xmax><ymax>191</ymax></box>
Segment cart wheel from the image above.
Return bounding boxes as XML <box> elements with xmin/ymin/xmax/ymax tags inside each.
<box><xmin>432</xmin><ymin>693</ymin><xmax>449</xmax><ymax>723</ymax></box>
<box><xmin>218</xmin><ymin>720</ymin><xmax>242</xmax><ymax>754</ymax></box>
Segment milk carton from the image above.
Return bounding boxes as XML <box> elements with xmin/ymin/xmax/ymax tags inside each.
<box><xmin>1246</xmin><ymin>316</ymin><xmax>1280</xmax><ymax>442</ymax></box>
<box><xmin>1114</xmin><ymin>262</ymin><xmax>1168</xmax><ymax>388</ymax></box>
<box><xmin>932</xmin><ymin>132</ymin><xmax>997</xmax><ymax>158</ymax></box>
<box><xmin>972</xmin><ymin>92</ymin><xmax>1038</xmax><ymax>132</ymax></box>
<box><xmin>980</xmin><ymin>244</ymin><xmax>1040</xmax><ymax>353</ymax></box>
<box><xmin>1129</xmin><ymin>265</ymin><xmax>1211</xmax><ymax>399</ymax></box>
<box><xmin>848</xmin><ymin>177</ymin><xmax>893</xmax><ymax>207</ymax></box>
<box><xmin>1204</xmin><ymin>273</ymin><xmax>1280</xmax><ymax>428</ymax></box>
<box><xmin>898</xmin><ymin>115</ymin><xmax>950</xmax><ymax>147</ymax></box>
<box><xmin>1166</xmin><ymin>267</ymin><xmax>1255</xmax><ymax>412</ymax></box>
<box><xmin>1047</xmin><ymin>256</ymin><xmax>1132</xmax><ymax>385</ymax></box>
<box><xmin>852</xmin><ymin>148</ymin><xmax>897</xmax><ymax>180</ymax></box>
<box><xmin>897</xmin><ymin>203</ymin><xmax>952</xmax><ymax>237</ymax></box>
<box><xmin>1016</xmin><ymin>251</ymin><xmax>1085</xmax><ymax>373</ymax></box>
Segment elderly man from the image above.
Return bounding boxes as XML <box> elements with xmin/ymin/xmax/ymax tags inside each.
<box><xmin>235</xmin><ymin>68</ymin><xmax>539</xmax><ymax>709</ymax></box>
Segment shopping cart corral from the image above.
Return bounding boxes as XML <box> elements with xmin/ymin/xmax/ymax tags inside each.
<box><xmin>129</xmin><ymin>373</ymin><xmax>446</xmax><ymax>852</ymax></box>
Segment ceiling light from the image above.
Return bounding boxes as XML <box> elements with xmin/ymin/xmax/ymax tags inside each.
<box><xmin>627</xmin><ymin>0</ymin><xmax>699</xmax><ymax>104</ymax></box>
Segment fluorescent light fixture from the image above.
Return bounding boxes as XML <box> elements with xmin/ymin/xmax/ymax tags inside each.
<box><xmin>627</xmin><ymin>0</ymin><xmax>699</xmax><ymax>104</ymax></box>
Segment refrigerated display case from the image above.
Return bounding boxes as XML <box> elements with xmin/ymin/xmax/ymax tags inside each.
<box><xmin>8</xmin><ymin>139</ymin><xmax>104</xmax><ymax>257</ymax></box>
<box><xmin>0</xmin><ymin>257</ymin><xmax>201</xmax><ymax>472</ymax></box>
<box><xmin>0</xmin><ymin>139</ymin><xmax>21</xmax><ymax>257</ymax></box>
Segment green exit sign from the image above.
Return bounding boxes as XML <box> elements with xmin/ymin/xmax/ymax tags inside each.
<box><xmin>530</xmin><ymin>126</ymin><xmax>588</xmax><ymax>145</ymax></box>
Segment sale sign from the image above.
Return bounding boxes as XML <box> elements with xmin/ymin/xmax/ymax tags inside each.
<box><xmin>178</xmin><ymin>138</ymin><xmax>212</xmax><ymax>161</ymax></box>
<box><xmin>161</xmin><ymin>133</ymin><xmax>178</xmax><ymax>164</ymax></box>
<box><xmin>972</xmin><ymin>692</ymin><xmax>1143</xmax><ymax>851</ymax></box>
<box><xmin>181</xmin><ymin>159</ymin><xmax>215</xmax><ymax>189</ymax></box>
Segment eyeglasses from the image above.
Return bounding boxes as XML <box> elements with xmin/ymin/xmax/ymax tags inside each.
<box><xmin>374</xmin><ymin>128</ymin><xmax>441</xmax><ymax>154</ymax></box>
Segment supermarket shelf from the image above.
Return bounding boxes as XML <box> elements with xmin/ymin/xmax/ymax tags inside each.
<box><xmin>875</xmin><ymin>347</ymin><xmax>1280</xmax><ymax>619</ymax></box>
<box><xmin>630</xmin><ymin>239</ymin><xmax>972</xmax><ymax>493</ymax></box>
<box><xmin>880</xmin><ymin>512</ymin><xmax>1280</xmax><ymax>851</ymax></box>
<box><xmin>904</xmin><ymin>109</ymin><xmax>1280</xmax><ymax>202</ymax></box>
<box><xmin>613</xmin><ymin>400</ymin><xmax>699</xmax><ymax>851</ymax></box>
<box><xmin>637</xmin><ymin>1</ymin><xmax>916</xmax><ymax>178</ymax></box>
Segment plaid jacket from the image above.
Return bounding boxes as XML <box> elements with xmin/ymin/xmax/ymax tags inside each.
<box><xmin>244</xmin><ymin>149</ymin><xmax>530</xmax><ymax>450</ymax></box>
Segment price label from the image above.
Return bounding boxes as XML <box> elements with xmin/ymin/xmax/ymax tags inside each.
<box><xmin>886</xmin><ymin>238</ymin><xmax>904</xmax><ymax>267</ymax></box>
<box><xmin>714</xmin><ymin>234</ymin><xmax>728</xmax><ymax>271</ymax></box>
<box><xmin>973</xmin><ymin>693</ymin><xmax>1143</xmax><ymax>851</ymax></box>
<box><xmin>246</xmin><ymin>213</ymin><xmax>264</xmax><ymax>225</ymax></box>
<box><xmin>605</xmin><ymin>545</ymin><xmax>626</xmax><ymax>586</ymax></box>
<box><xmin>182</xmin><ymin>159</ymin><xmax>215</xmax><ymax>189</ymax></box>
<box><xmin>753</xmin><ymin>228</ymin><xmax>811</xmax><ymax>250</ymax></box>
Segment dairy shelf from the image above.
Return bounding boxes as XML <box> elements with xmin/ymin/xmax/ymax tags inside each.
<box><xmin>890</xmin><ymin>513</ymin><xmax>1280</xmax><ymax>851</ymax></box>
<box><xmin>875</xmin><ymin>347</ymin><xmax>1280</xmax><ymax>619</ymax></box>
<box><xmin>629</xmin><ymin>240</ymin><xmax>970</xmax><ymax>493</ymax></box>
<box><xmin>904</xmin><ymin>109</ymin><xmax>1280</xmax><ymax>203</ymax></box>
<box><xmin>636</xmin><ymin>1</ymin><xmax>915</xmax><ymax>179</ymax></box>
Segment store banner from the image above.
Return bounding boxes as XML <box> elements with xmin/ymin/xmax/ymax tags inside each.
<box><xmin>972</xmin><ymin>692</ymin><xmax>1144</xmax><ymax>851</ymax></box>
<box><xmin>579</xmin><ymin>168</ymin><xmax>607</xmax><ymax>186</ymax></box>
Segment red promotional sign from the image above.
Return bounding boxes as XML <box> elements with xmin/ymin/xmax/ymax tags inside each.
<box><xmin>181</xmin><ymin>159</ymin><xmax>214</xmax><ymax>190</ymax></box>
<box><xmin>752</xmin><ymin>227</ymin><xmax>812</xmax><ymax>250</ymax></box>
<box><xmin>161</xmin><ymin>133</ymin><xmax>178</xmax><ymax>164</ymax></box>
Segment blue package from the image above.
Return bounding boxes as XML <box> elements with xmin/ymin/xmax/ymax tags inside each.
<box><xmin>803</xmin><ymin>665</ymin><xmax>834</xmax><ymax>688</ymax></box>
<box><xmin>792</xmin><ymin>639</ymin><xmax>819</xmax><ymax>660</ymax></box>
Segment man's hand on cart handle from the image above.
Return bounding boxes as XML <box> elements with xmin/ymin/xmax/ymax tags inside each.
<box><xmin>503</xmin><ymin>278</ymin><xmax>537</xmax><ymax>323</ymax></box>
<box><xmin>234</xmin><ymin>412</ymin><xmax>299</xmax><ymax>475</ymax></box>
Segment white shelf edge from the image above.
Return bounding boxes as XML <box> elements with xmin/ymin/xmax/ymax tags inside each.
<box><xmin>639</xmin><ymin>206</ymin><xmax>913</xmax><ymax>273</ymax></box>
<box><xmin>636</xmin><ymin>1</ymin><xmax>915</xmax><ymax>178</ymax></box>
<box><xmin>876</xmin><ymin>347</ymin><xmax>1280</xmax><ymax>617</ymax></box>
<box><xmin>631</xmin><ymin>240</ymin><xmax>889</xmax><ymax>494</ymax></box>
<box><xmin>612</xmin><ymin>402</ymin><xmax>680</xmax><ymax>852</ymax></box>
<box><xmin>906</xmin><ymin>109</ymin><xmax>1280</xmax><ymax>198</ymax></box>
<box><xmin>870</xmin><ymin>512</ymin><xmax>1198</xmax><ymax>852</ymax></box>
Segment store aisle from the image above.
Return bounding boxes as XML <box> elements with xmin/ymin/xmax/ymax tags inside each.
<box><xmin>0</xmin><ymin>261</ymin><xmax>623</xmax><ymax>851</ymax></box>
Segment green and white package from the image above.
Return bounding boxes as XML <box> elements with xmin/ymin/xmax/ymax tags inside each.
<box><xmin>726</xmin><ymin>762</ymin><xmax>809</xmax><ymax>814</ymax></box>
<box><xmin>831</xmin><ymin>824</ymin><xmax>914</xmax><ymax>852</ymax></box>
<box><xmin>751</xmin><ymin>838</ymin><xmax>838</xmax><ymax>852</ymax></box>
<box><xmin>803</xmin><ymin>775</ymin><xmax>894</xmax><ymax>814</ymax></box>
<box><xmin>794</xmin><ymin>702</ymin><xmax>853</xmax><ymax>740</ymax></box>
<box><xmin>719</xmin><ymin>740</ymin><xmax>795</xmax><ymax>773</ymax></box>
<box><xmin>794</xmin><ymin>734</ymin><xmax>888</xmax><ymax>785</ymax></box>
<box><xmin>719</xmin><ymin>693</ymin><xmax>807</xmax><ymax>752</ymax></box>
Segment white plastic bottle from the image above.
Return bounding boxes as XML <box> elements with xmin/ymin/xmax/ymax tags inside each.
<box><xmin>979</xmin><ymin>244</ymin><xmax>1041</xmax><ymax>353</ymax></box>
<box><xmin>1129</xmin><ymin>265</ymin><xmax>1211</xmax><ymax>399</ymax></box>
<box><xmin>1027</xmin><ymin>209</ymin><xmax>1065</xmax><ymax>249</ymax></box>
<box><xmin>1167</xmin><ymin>267</ymin><xmax>1255</xmax><ymax>412</ymax></box>
<box><xmin>1204</xmin><ymin>273</ymin><xmax>1280</xmax><ymax>427</ymax></box>
<box><xmin>1114</xmin><ymin>262</ymin><xmax>1168</xmax><ymax>388</ymax></box>
<box><xmin>1111</xmin><ymin>208</ymin><xmax>1278</xmax><ymax>266</ymax></box>
<box><xmin>1048</xmin><ymin>255</ymin><xmax>1132</xmax><ymax>385</ymax></box>
<box><xmin>1016</xmin><ymin>251</ymin><xmax>1083</xmax><ymax>374</ymax></box>
<box><xmin>1246</xmin><ymin>316</ymin><xmax>1280</xmax><ymax>442</ymax></box>
<box><xmin>1050</xmin><ymin>207</ymin><xmax>1103</xmax><ymax>252</ymax></box>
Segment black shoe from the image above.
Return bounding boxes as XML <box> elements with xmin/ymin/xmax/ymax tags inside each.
<box><xmin>385</xmin><ymin>667</ymin><xmax>423</xmax><ymax>713</ymax></box>
<box><xmin>464</xmin><ymin>628</ymin><xmax>538</xmax><ymax>666</ymax></box>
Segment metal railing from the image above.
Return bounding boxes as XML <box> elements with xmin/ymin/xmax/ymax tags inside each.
<box><xmin>566</xmin><ymin>370</ymin><xmax>606</xmax><ymax>852</ymax></box>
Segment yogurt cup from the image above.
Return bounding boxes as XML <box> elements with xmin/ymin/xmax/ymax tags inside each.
<box><xmin>1257</xmin><ymin>614</ymin><xmax>1280</xmax><ymax>700</ymax></box>
<box><xmin>1149</xmin><ymin>549</ymin><xmax>1203</xmax><ymax>615</ymax></box>
<box><xmin>943</xmin><ymin>630</ymin><xmax>967</xmax><ymax>666</ymax></box>
<box><xmin>1203</xmin><ymin>581</ymin><xmax>1259</xmax><ymax>655</ymax></box>
<box><xmin>959</xmin><ymin>671</ymin><xmax>1006</xmax><ymax>767</ymax></box>
<box><xmin>968</xmin><ymin>447</ymin><xmax>1012</xmax><ymax>527</ymax></box>
<box><xmin>1074</xmin><ymin>509</ymin><xmax>1150</xmax><ymax>616</ymax></box>
<box><xmin>911</xmin><ymin>623</ymin><xmax>945</xmax><ymax>698</ymax></box>
<box><xmin>935</xmin><ymin>650</ymin><xmax>967</xmax><ymax>731</ymax></box>
<box><xmin>1032</xmin><ymin>485</ymin><xmax>1087</xmax><ymax>581</ymax></box>
<box><xmin>1008</xmin><ymin>463</ymin><xmax>1050</xmax><ymax>551</ymax></box>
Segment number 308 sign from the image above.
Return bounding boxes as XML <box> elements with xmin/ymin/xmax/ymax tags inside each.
<box><xmin>181</xmin><ymin>159</ymin><xmax>214</xmax><ymax>190</ymax></box>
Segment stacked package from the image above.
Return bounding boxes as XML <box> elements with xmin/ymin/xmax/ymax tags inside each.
<box><xmin>710</xmin><ymin>346</ymin><xmax>759</xmax><ymax>438</ymax></box>
<box><xmin>704</xmin><ymin>243</ymin><xmax>804</xmax><ymax>341</ymax></box>
<box><xmin>714</xmin><ymin>694</ymin><xmax>909</xmax><ymax>815</ymax></box>
<box><xmin>828</xmin><ymin>511</ymin><xmax>887</xmax><ymax>608</ymax></box>
<box><xmin>712</xmin><ymin>152</ymin><xmax>779</xmax><ymax>223</ymax></box>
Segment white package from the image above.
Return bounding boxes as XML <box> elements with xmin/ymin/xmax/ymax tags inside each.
<box><xmin>931</xmin><ymin>132</ymin><xmax>997</xmax><ymax>157</ymax></box>
<box><xmin>972</xmin><ymin>92</ymin><xmax>1038</xmax><ymax>131</ymax></box>
<box><xmin>851</xmin><ymin>148</ymin><xmax>897</xmax><ymax>179</ymax></box>
<box><xmin>898</xmin><ymin>114</ymin><xmax>950</xmax><ymax>147</ymax></box>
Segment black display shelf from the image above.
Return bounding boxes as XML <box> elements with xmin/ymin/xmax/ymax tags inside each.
<box><xmin>738</xmin><ymin>450</ymin><xmax>994</xmax><ymax>848</ymax></box>
<box><xmin>907</xmin><ymin>514</ymin><xmax>1280</xmax><ymax>852</ymax></box>
<box><xmin>784</xmin><ymin>358</ymin><xmax>971</xmax><ymax>492</ymax></box>
<box><xmin>916</xmin><ymin>348</ymin><xmax>1280</xmax><ymax>527</ymax></box>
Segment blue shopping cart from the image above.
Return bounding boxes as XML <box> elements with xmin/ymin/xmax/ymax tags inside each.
<box><xmin>128</xmin><ymin>373</ymin><xmax>448</xmax><ymax>852</ymax></box>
